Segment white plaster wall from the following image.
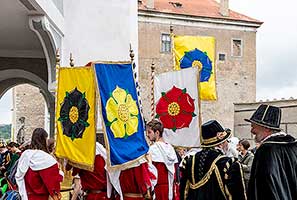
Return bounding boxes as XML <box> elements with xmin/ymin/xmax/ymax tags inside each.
<box><xmin>61</xmin><ymin>0</ymin><xmax>138</xmax><ymax>131</ymax></box>
<box><xmin>62</xmin><ymin>0</ymin><xmax>138</xmax><ymax>66</ymax></box>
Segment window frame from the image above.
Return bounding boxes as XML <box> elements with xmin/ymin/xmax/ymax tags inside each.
<box><xmin>160</xmin><ymin>33</ymin><xmax>171</xmax><ymax>53</ymax></box>
<box><xmin>218</xmin><ymin>52</ymin><xmax>227</xmax><ymax>62</ymax></box>
<box><xmin>231</xmin><ymin>38</ymin><xmax>243</xmax><ymax>58</ymax></box>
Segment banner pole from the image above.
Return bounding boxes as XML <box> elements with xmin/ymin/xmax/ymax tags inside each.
<box><xmin>170</xmin><ymin>24</ymin><xmax>176</xmax><ymax>70</ymax></box>
<box><xmin>150</xmin><ymin>60</ymin><xmax>155</xmax><ymax>120</ymax></box>
<box><xmin>54</xmin><ymin>49</ymin><xmax>60</xmax><ymax>141</ymax></box>
<box><xmin>129</xmin><ymin>43</ymin><xmax>135</xmax><ymax>62</ymax></box>
<box><xmin>70</xmin><ymin>53</ymin><xmax>74</xmax><ymax>67</ymax></box>
<box><xmin>197</xmin><ymin>66</ymin><xmax>202</xmax><ymax>146</ymax></box>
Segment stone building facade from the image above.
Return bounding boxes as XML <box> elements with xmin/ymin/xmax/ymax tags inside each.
<box><xmin>234</xmin><ymin>99</ymin><xmax>297</xmax><ymax>146</ymax></box>
<box><xmin>12</xmin><ymin>84</ymin><xmax>46</xmax><ymax>142</ymax></box>
<box><xmin>138</xmin><ymin>0</ymin><xmax>262</xmax><ymax>128</ymax></box>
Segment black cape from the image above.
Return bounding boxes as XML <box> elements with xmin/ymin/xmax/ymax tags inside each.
<box><xmin>180</xmin><ymin>148</ymin><xmax>246</xmax><ymax>200</ymax></box>
<box><xmin>248</xmin><ymin>134</ymin><xmax>297</xmax><ymax>200</ymax></box>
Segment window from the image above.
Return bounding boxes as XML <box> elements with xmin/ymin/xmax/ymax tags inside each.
<box><xmin>218</xmin><ymin>53</ymin><xmax>226</xmax><ymax>61</ymax></box>
<box><xmin>161</xmin><ymin>33</ymin><xmax>171</xmax><ymax>53</ymax></box>
<box><xmin>231</xmin><ymin>39</ymin><xmax>242</xmax><ymax>57</ymax></box>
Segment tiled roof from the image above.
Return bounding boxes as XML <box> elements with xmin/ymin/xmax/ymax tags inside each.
<box><xmin>138</xmin><ymin>0</ymin><xmax>262</xmax><ymax>24</ymax></box>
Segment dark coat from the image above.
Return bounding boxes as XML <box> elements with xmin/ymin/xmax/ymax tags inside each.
<box><xmin>248</xmin><ymin>133</ymin><xmax>297</xmax><ymax>200</ymax></box>
<box><xmin>180</xmin><ymin>148</ymin><xmax>246</xmax><ymax>200</ymax></box>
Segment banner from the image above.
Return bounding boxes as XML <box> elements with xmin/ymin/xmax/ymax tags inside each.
<box><xmin>173</xmin><ymin>35</ymin><xmax>217</xmax><ymax>100</ymax></box>
<box><xmin>154</xmin><ymin>67</ymin><xmax>200</xmax><ymax>147</ymax></box>
<box><xmin>94</xmin><ymin>61</ymin><xmax>149</xmax><ymax>169</ymax></box>
<box><xmin>55</xmin><ymin>66</ymin><xmax>96</xmax><ymax>171</ymax></box>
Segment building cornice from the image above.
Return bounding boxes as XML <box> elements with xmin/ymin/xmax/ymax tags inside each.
<box><xmin>138</xmin><ymin>10</ymin><xmax>261</xmax><ymax>32</ymax></box>
<box><xmin>0</xmin><ymin>49</ymin><xmax>44</xmax><ymax>58</ymax></box>
<box><xmin>29</xmin><ymin>0</ymin><xmax>64</xmax><ymax>35</ymax></box>
<box><xmin>234</xmin><ymin>98</ymin><xmax>297</xmax><ymax>106</ymax></box>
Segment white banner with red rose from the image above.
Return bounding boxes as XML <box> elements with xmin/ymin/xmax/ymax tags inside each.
<box><xmin>154</xmin><ymin>67</ymin><xmax>200</xmax><ymax>147</ymax></box>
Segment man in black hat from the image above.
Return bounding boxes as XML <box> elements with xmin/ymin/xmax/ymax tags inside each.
<box><xmin>245</xmin><ymin>104</ymin><xmax>297</xmax><ymax>200</ymax></box>
<box><xmin>179</xmin><ymin>120</ymin><xmax>246</xmax><ymax>200</ymax></box>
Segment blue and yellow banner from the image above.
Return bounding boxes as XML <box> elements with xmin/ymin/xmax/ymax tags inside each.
<box><xmin>94</xmin><ymin>61</ymin><xmax>149</xmax><ymax>169</ymax></box>
<box><xmin>55</xmin><ymin>66</ymin><xmax>96</xmax><ymax>171</ymax></box>
<box><xmin>173</xmin><ymin>35</ymin><xmax>217</xmax><ymax>100</ymax></box>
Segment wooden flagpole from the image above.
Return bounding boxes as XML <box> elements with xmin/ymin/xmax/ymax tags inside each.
<box><xmin>170</xmin><ymin>24</ymin><xmax>176</xmax><ymax>70</ymax></box>
<box><xmin>70</xmin><ymin>53</ymin><xmax>74</xmax><ymax>67</ymax></box>
<box><xmin>150</xmin><ymin>60</ymin><xmax>155</xmax><ymax>120</ymax></box>
<box><xmin>197</xmin><ymin>68</ymin><xmax>202</xmax><ymax>146</ymax></box>
<box><xmin>54</xmin><ymin>49</ymin><xmax>60</xmax><ymax>140</ymax></box>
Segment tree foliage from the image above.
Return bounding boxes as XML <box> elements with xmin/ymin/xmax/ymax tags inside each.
<box><xmin>0</xmin><ymin>124</ymin><xmax>11</xmax><ymax>140</ymax></box>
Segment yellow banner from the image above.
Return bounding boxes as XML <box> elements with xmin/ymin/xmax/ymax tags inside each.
<box><xmin>55</xmin><ymin>66</ymin><xmax>96</xmax><ymax>170</ymax></box>
<box><xmin>173</xmin><ymin>35</ymin><xmax>217</xmax><ymax>100</ymax></box>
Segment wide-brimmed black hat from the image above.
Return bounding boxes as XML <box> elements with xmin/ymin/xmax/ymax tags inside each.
<box><xmin>201</xmin><ymin>120</ymin><xmax>231</xmax><ymax>147</ymax></box>
<box><xmin>245</xmin><ymin>104</ymin><xmax>281</xmax><ymax>130</ymax></box>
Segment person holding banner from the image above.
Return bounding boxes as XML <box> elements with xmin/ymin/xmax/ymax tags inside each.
<box><xmin>69</xmin><ymin>142</ymin><xmax>113</xmax><ymax>200</ymax></box>
<box><xmin>179</xmin><ymin>120</ymin><xmax>246</xmax><ymax>200</ymax></box>
<box><xmin>116</xmin><ymin>161</ymin><xmax>156</xmax><ymax>200</ymax></box>
<box><xmin>146</xmin><ymin>119</ymin><xmax>178</xmax><ymax>200</ymax></box>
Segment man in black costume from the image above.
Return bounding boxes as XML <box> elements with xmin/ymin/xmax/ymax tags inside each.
<box><xmin>180</xmin><ymin>120</ymin><xmax>246</xmax><ymax>200</ymax></box>
<box><xmin>245</xmin><ymin>104</ymin><xmax>297</xmax><ymax>200</ymax></box>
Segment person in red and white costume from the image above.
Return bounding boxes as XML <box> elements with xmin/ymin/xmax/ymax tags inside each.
<box><xmin>71</xmin><ymin>142</ymin><xmax>113</xmax><ymax>200</ymax></box>
<box><xmin>116</xmin><ymin>161</ymin><xmax>156</xmax><ymax>200</ymax></box>
<box><xmin>15</xmin><ymin>128</ymin><xmax>63</xmax><ymax>200</ymax></box>
<box><xmin>146</xmin><ymin>119</ymin><xmax>178</xmax><ymax>200</ymax></box>
<box><xmin>107</xmin><ymin>152</ymin><xmax>157</xmax><ymax>200</ymax></box>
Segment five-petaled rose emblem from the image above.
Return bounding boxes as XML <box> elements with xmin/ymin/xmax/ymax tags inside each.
<box><xmin>105</xmin><ymin>86</ymin><xmax>139</xmax><ymax>138</ymax></box>
<box><xmin>156</xmin><ymin>86</ymin><xmax>196</xmax><ymax>132</ymax></box>
<box><xmin>58</xmin><ymin>88</ymin><xmax>90</xmax><ymax>141</ymax></box>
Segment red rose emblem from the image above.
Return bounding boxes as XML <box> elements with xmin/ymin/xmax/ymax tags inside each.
<box><xmin>156</xmin><ymin>86</ymin><xmax>196</xmax><ymax>131</ymax></box>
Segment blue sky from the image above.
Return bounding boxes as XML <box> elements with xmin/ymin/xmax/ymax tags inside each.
<box><xmin>1</xmin><ymin>0</ymin><xmax>297</xmax><ymax>124</ymax></box>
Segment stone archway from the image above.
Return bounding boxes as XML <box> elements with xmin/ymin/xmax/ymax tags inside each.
<box><xmin>0</xmin><ymin>14</ymin><xmax>61</xmax><ymax>139</ymax></box>
<box><xmin>0</xmin><ymin>69</ymin><xmax>55</xmax><ymax>137</ymax></box>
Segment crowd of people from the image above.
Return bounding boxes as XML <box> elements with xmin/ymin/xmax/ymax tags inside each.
<box><xmin>0</xmin><ymin>103</ymin><xmax>297</xmax><ymax>200</ymax></box>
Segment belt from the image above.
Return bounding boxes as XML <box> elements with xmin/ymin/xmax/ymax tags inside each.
<box><xmin>87</xmin><ymin>189</ymin><xmax>106</xmax><ymax>194</ymax></box>
<box><xmin>123</xmin><ymin>193</ymin><xmax>143</xmax><ymax>198</ymax></box>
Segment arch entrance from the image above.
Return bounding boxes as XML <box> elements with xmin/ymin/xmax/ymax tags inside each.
<box><xmin>0</xmin><ymin>1</ymin><xmax>63</xmax><ymax>138</ymax></box>
<box><xmin>0</xmin><ymin>69</ymin><xmax>55</xmax><ymax>138</ymax></box>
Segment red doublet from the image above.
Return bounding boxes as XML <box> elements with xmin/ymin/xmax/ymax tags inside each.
<box><xmin>74</xmin><ymin>155</ymin><xmax>109</xmax><ymax>200</ymax></box>
<box><xmin>24</xmin><ymin>163</ymin><xmax>62</xmax><ymax>200</ymax></box>
<box><xmin>117</xmin><ymin>163</ymin><xmax>152</xmax><ymax>200</ymax></box>
<box><xmin>153</xmin><ymin>162</ymin><xmax>169</xmax><ymax>200</ymax></box>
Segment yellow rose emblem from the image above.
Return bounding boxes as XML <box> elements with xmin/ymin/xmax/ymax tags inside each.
<box><xmin>106</xmin><ymin>86</ymin><xmax>139</xmax><ymax>138</ymax></box>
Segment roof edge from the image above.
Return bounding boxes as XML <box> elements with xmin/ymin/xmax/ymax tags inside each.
<box><xmin>138</xmin><ymin>9</ymin><xmax>262</xmax><ymax>28</ymax></box>
<box><xmin>138</xmin><ymin>7</ymin><xmax>263</xmax><ymax>26</ymax></box>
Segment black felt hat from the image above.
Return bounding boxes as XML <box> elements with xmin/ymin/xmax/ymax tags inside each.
<box><xmin>245</xmin><ymin>104</ymin><xmax>281</xmax><ymax>130</ymax></box>
<box><xmin>201</xmin><ymin>120</ymin><xmax>231</xmax><ymax>147</ymax></box>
